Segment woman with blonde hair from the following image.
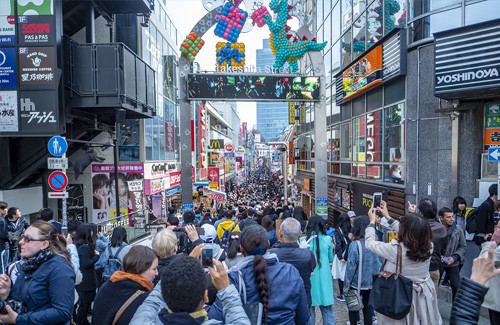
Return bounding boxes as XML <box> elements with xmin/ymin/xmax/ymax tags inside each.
<box><xmin>151</xmin><ymin>229</ymin><xmax>179</xmax><ymax>285</ymax></box>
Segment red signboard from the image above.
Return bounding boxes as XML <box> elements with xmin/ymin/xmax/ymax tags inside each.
<box><xmin>48</xmin><ymin>171</ymin><xmax>68</xmax><ymax>191</ymax></box>
<box><xmin>169</xmin><ymin>171</ymin><xmax>181</xmax><ymax>187</ymax></box>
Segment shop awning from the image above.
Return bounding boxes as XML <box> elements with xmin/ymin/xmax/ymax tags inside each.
<box><xmin>209</xmin><ymin>189</ymin><xmax>227</xmax><ymax>198</ymax></box>
<box><xmin>193</xmin><ymin>181</ymin><xmax>210</xmax><ymax>186</ymax></box>
<box><xmin>167</xmin><ymin>186</ymin><xmax>181</xmax><ymax>196</ymax></box>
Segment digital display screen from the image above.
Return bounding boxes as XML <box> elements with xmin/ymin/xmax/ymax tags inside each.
<box><xmin>187</xmin><ymin>74</ymin><xmax>320</xmax><ymax>101</ymax></box>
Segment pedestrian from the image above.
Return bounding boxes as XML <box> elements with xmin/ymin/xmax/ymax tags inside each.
<box><xmin>333</xmin><ymin>212</ymin><xmax>351</xmax><ymax>302</ymax></box>
<box><xmin>0</xmin><ymin>201</ymin><xmax>9</xmax><ymax>273</ymax></box>
<box><xmin>452</xmin><ymin>196</ymin><xmax>474</xmax><ymax>240</ymax></box>
<box><xmin>480</xmin><ymin>219</ymin><xmax>500</xmax><ymax>324</ymax></box>
<box><xmin>151</xmin><ymin>228</ymin><xmax>179</xmax><ymax>285</ymax></box>
<box><xmin>366</xmin><ymin>202</ymin><xmax>442</xmax><ymax>324</ymax></box>
<box><xmin>262</xmin><ymin>215</ymin><xmax>277</xmax><ymax>247</ymax></box>
<box><xmin>93</xmin><ymin>224</ymin><xmax>110</xmax><ymax>287</ymax></box>
<box><xmin>344</xmin><ymin>216</ymin><xmax>382</xmax><ymax>325</ymax></box>
<box><xmin>101</xmin><ymin>226</ymin><xmax>132</xmax><ymax>282</ymax></box>
<box><xmin>224</xmin><ymin>231</ymin><xmax>243</xmax><ymax>269</ymax></box>
<box><xmin>475</xmin><ymin>184</ymin><xmax>497</xmax><ymax>245</ymax></box>
<box><xmin>303</xmin><ymin>215</ymin><xmax>335</xmax><ymax>324</ymax></box>
<box><xmin>5</xmin><ymin>206</ymin><xmax>29</xmax><ymax>264</ymax></box>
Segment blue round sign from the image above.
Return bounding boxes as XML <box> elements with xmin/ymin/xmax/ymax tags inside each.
<box><xmin>47</xmin><ymin>136</ymin><xmax>67</xmax><ymax>157</ymax></box>
<box><xmin>48</xmin><ymin>171</ymin><xmax>68</xmax><ymax>191</ymax></box>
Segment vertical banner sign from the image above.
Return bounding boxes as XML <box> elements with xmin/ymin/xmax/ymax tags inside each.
<box><xmin>0</xmin><ymin>91</ymin><xmax>18</xmax><ymax>131</ymax></box>
<box><xmin>299</xmin><ymin>103</ymin><xmax>306</xmax><ymax>124</ymax></box>
<box><xmin>288</xmin><ymin>102</ymin><xmax>296</xmax><ymax>124</ymax></box>
<box><xmin>485</xmin><ymin>102</ymin><xmax>500</xmax><ymax>150</ymax></box>
<box><xmin>208</xmin><ymin>167</ymin><xmax>220</xmax><ymax>190</ymax></box>
<box><xmin>0</xmin><ymin>47</ymin><xmax>17</xmax><ymax>89</ymax></box>
<box><xmin>366</xmin><ymin>111</ymin><xmax>382</xmax><ymax>178</ymax></box>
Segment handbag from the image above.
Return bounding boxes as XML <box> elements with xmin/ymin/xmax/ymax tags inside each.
<box><xmin>345</xmin><ymin>241</ymin><xmax>363</xmax><ymax>312</ymax></box>
<box><xmin>238</xmin><ymin>271</ymin><xmax>263</xmax><ymax>325</ymax></box>
<box><xmin>369</xmin><ymin>244</ymin><xmax>413</xmax><ymax>320</ymax></box>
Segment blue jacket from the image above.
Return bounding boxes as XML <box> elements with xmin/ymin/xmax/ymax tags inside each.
<box><xmin>94</xmin><ymin>235</ymin><xmax>110</xmax><ymax>269</ymax></box>
<box><xmin>344</xmin><ymin>240</ymin><xmax>382</xmax><ymax>290</ymax></box>
<box><xmin>208</xmin><ymin>256</ymin><xmax>309</xmax><ymax>325</ymax></box>
<box><xmin>10</xmin><ymin>255</ymin><xmax>75</xmax><ymax>325</ymax></box>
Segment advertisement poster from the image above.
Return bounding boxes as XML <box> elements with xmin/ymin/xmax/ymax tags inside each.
<box><xmin>0</xmin><ymin>48</ymin><xmax>16</xmax><ymax>89</ymax></box>
<box><xmin>0</xmin><ymin>91</ymin><xmax>18</xmax><ymax>132</ymax></box>
<box><xmin>18</xmin><ymin>90</ymin><xmax>58</xmax><ymax>134</ymax></box>
<box><xmin>17</xmin><ymin>0</ymin><xmax>54</xmax><ymax>15</ymax></box>
<box><xmin>91</xmin><ymin>164</ymin><xmax>147</xmax><ymax>225</ymax></box>
<box><xmin>62</xmin><ymin>184</ymin><xmax>85</xmax><ymax>222</ymax></box>
<box><xmin>18</xmin><ymin>46</ymin><xmax>55</xmax><ymax>87</ymax></box>
<box><xmin>17</xmin><ymin>15</ymin><xmax>55</xmax><ymax>45</ymax></box>
<box><xmin>342</xmin><ymin>189</ymin><xmax>351</xmax><ymax>210</ymax></box>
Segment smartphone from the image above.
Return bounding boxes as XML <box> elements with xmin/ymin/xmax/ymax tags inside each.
<box><xmin>201</xmin><ymin>247</ymin><xmax>213</xmax><ymax>267</ymax></box>
<box><xmin>373</xmin><ymin>192</ymin><xmax>382</xmax><ymax>209</ymax></box>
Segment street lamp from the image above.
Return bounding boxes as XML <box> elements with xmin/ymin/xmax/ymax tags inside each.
<box><xmin>269</xmin><ymin>142</ymin><xmax>288</xmax><ymax>204</ymax></box>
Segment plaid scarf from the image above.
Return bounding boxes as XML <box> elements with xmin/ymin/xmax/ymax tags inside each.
<box><xmin>22</xmin><ymin>248</ymin><xmax>53</xmax><ymax>274</ymax></box>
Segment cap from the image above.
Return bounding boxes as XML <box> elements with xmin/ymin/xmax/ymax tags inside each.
<box><xmin>347</xmin><ymin>211</ymin><xmax>356</xmax><ymax>218</ymax></box>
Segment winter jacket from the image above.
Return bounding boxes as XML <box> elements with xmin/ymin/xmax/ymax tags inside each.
<box><xmin>94</xmin><ymin>235</ymin><xmax>110</xmax><ymax>269</ymax></box>
<box><xmin>344</xmin><ymin>240</ymin><xmax>382</xmax><ymax>290</ymax></box>
<box><xmin>270</xmin><ymin>242</ymin><xmax>316</xmax><ymax>306</ymax></box>
<box><xmin>334</xmin><ymin>228</ymin><xmax>350</xmax><ymax>261</ymax></box>
<box><xmin>76</xmin><ymin>243</ymin><xmax>99</xmax><ymax>292</ymax></box>
<box><xmin>304</xmin><ymin>233</ymin><xmax>334</xmax><ymax>307</ymax></box>
<box><xmin>450</xmin><ymin>277</ymin><xmax>489</xmax><ymax>324</ymax></box>
<box><xmin>428</xmin><ymin>219</ymin><xmax>447</xmax><ymax>272</ymax></box>
<box><xmin>92</xmin><ymin>278</ymin><xmax>150</xmax><ymax>325</ymax></box>
<box><xmin>442</xmin><ymin>224</ymin><xmax>467</xmax><ymax>267</ymax></box>
<box><xmin>208</xmin><ymin>254</ymin><xmax>309</xmax><ymax>324</ymax></box>
<box><xmin>129</xmin><ymin>282</ymin><xmax>250</xmax><ymax>325</ymax></box>
<box><xmin>6</xmin><ymin>216</ymin><xmax>29</xmax><ymax>249</ymax></box>
<box><xmin>216</xmin><ymin>220</ymin><xmax>235</xmax><ymax>241</ymax></box>
<box><xmin>153</xmin><ymin>254</ymin><xmax>181</xmax><ymax>285</ymax></box>
<box><xmin>477</xmin><ymin>197</ymin><xmax>495</xmax><ymax>243</ymax></box>
<box><xmin>9</xmin><ymin>255</ymin><xmax>75</xmax><ymax>325</ymax></box>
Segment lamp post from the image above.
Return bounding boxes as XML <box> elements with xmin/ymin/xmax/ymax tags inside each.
<box><xmin>269</xmin><ymin>142</ymin><xmax>288</xmax><ymax>204</ymax></box>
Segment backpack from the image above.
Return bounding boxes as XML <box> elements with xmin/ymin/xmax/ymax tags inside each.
<box><xmin>220</xmin><ymin>223</ymin><xmax>237</xmax><ymax>250</ymax></box>
<box><xmin>102</xmin><ymin>245</ymin><xmax>125</xmax><ymax>281</ymax></box>
<box><xmin>465</xmin><ymin>207</ymin><xmax>480</xmax><ymax>234</ymax></box>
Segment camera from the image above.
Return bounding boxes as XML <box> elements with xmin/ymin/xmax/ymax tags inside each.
<box><xmin>0</xmin><ymin>300</ymin><xmax>26</xmax><ymax>314</ymax></box>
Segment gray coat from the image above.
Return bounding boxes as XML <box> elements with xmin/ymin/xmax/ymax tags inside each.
<box><xmin>442</xmin><ymin>224</ymin><xmax>467</xmax><ymax>267</ymax></box>
<box><xmin>130</xmin><ymin>282</ymin><xmax>250</xmax><ymax>325</ymax></box>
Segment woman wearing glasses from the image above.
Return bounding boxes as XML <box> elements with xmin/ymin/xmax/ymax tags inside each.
<box><xmin>0</xmin><ymin>221</ymin><xmax>75</xmax><ymax>324</ymax></box>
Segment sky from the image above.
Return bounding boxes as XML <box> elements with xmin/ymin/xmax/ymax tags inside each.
<box><xmin>164</xmin><ymin>0</ymin><xmax>278</xmax><ymax>130</ymax></box>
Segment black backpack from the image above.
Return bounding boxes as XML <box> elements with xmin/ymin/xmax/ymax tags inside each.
<box><xmin>465</xmin><ymin>207</ymin><xmax>480</xmax><ymax>234</ymax></box>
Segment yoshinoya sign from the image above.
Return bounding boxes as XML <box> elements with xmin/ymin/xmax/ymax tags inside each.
<box><xmin>434</xmin><ymin>19</ymin><xmax>500</xmax><ymax>98</ymax></box>
<box><xmin>336</xmin><ymin>29</ymin><xmax>406</xmax><ymax>105</ymax></box>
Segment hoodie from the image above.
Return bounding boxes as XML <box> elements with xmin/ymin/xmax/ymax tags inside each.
<box><xmin>216</xmin><ymin>219</ymin><xmax>235</xmax><ymax>241</ymax></box>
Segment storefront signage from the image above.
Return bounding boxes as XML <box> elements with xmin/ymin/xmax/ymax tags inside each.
<box><xmin>0</xmin><ymin>48</ymin><xmax>16</xmax><ymax>89</ymax></box>
<box><xmin>209</xmin><ymin>139</ymin><xmax>224</xmax><ymax>149</ymax></box>
<box><xmin>18</xmin><ymin>90</ymin><xmax>58</xmax><ymax>134</ymax></box>
<box><xmin>288</xmin><ymin>102</ymin><xmax>296</xmax><ymax>124</ymax></box>
<box><xmin>434</xmin><ymin>19</ymin><xmax>500</xmax><ymax>99</ymax></box>
<box><xmin>169</xmin><ymin>171</ymin><xmax>181</xmax><ymax>187</ymax></box>
<box><xmin>303</xmin><ymin>178</ymin><xmax>310</xmax><ymax>191</ymax></box>
<box><xmin>208</xmin><ymin>167</ymin><xmax>220</xmax><ymax>190</ymax></box>
<box><xmin>351</xmin><ymin>182</ymin><xmax>388</xmax><ymax>216</ymax></box>
<box><xmin>18</xmin><ymin>46</ymin><xmax>55</xmax><ymax>87</ymax></box>
<box><xmin>18</xmin><ymin>15</ymin><xmax>55</xmax><ymax>45</ymax></box>
<box><xmin>144</xmin><ymin>162</ymin><xmax>172</xmax><ymax>179</ymax></box>
<box><xmin>484</xmin><ymin>102</ymin><xmax>500</xmax><ymax>150</ymax></box>
<box><xmin>146</xmin><ymin>178</ymin><xmax>164</xmax><ymax>195</ymax></box>
<box><xmin>0</xmin><ymin>91</ymin><xmax>17</xmax><ymax>132</ymax></box>
<box><xmin>383</xmin><ymin>31</ymin><xmax>406</xmax><ymax>82</ymax></box>
<box><xmin>0</xmin><ymin>15</ymin><xmax>15</xmax><ymax>45</ymax></box>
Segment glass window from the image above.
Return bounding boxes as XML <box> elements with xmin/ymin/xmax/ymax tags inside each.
<box><xmin>430</xmin><ymin>0</ymin><xmax>461</xmax><ymax>11</ymax></box>
<box><xmin>324</xmin><ymin>13</ymin><xmax>332</xmax><ymax>47</ymax></box>
<box><xmin>325</xmin><ymin>0</ymin><xmax>332</xmax><ymax>17</ymax></box>
<box><xmin>367</xmin><ymin>89</ymin><xmax>383</xmax><ymax>111</ymax></box>
<box><xmin>366</xmin><ymin>164</ymin><xmax>383</xmax><ymax>181</ymax></box>
<box><xmin>367</xmin><ymin>0</ymin><xmax>382</xmax><ymax>48</ymax></box>
<box><xmin>353</xmin><ymin>115</ymin><xmax>365</xmax><ymax>162</ymax></box>
<box><xmin>331</xmin><ymin>125</ymin><xmax>341</xmax><ymax>161</ymax></box>
<box><xmin>332</xmin><ymin>3</ymin><xmax>341</xmax><ymax>42</ymax></box>
<box><xmin>341</xmin><ymin>163</ymin><xmax>351</xmax><ymax>175</ymax></box>
<box><xmin>341</xmin><ymin>102</ymin><xmax>352</xmax><ymax>120</ymax></box>
<box><xmin>385</xmin><ymin>164</ymin><xmax>404</xmax><ymax>184</ymax></box>
<box><xmin>342</xmin><ymin>28</ymin><xmax>352</xmax><ymax>68</ymax></box>
<box><xmin>385</xmin><ymin>0</ymin><xmax>407</xmax><ymax>35</ymax></box>
<box><xmin>353</xmin><ymin>0</ymin><xmax>365</xmax><ymax>21</ymax></box>
<box><xmin>430</xmin><ymin>8</ymin><xmax>461</xmax><ymax>35</ymax></box>
<box><xmin>411</xmin><ymin>0</ymin><xmax>430</xmax><ymax>18</ymax></box>
<box><xmin>119</xmin><ymin>120</ymin><xmax>140</xmax><ymax>161</ymax></box>
<box><xmin>366</xmin><ymin>110</ymin><xmax>382</xmax><ymax>162</ymax></box>
<box><xmin>332</xmin><ymin>41</ymin><xmax>341</xmax><ymax>77</ymax></box>
<box><xmin>332</xmin><ymin>95</ymin><xmax>341</xmax><ymax>123</ymax></box>
<box><xmin>325</xmin><ymin>49</ymin><xmax>332</xmax><ymax>82</ymax></box>
<box><xmin>353</xmin><ymin>163</ymin><xmax>365</xmax><ymax>178</ymax></box>
<box><xmin>352</xmin><ymin>13</ymin><xmax>366</xmax><ymax>59</ymax></box>
<box><xmin>340</xmin><ymin>122</ymin><xmax>351</xmax><ymax>159</ymax></box>
<box><xmin>410</xmin><ymin>16</ymin><xmax>430</xmax><ymax>42</ymax></box>
<box><xmin>465</xmin><ymin>0</ymin><xmax>499</xmax><ymax>25</ymax></box>
<box><xmin>353</xmin><ymin>96</ymin><xmax>365</xmax><ymax>116</ymax></box>
<box><xmin>342</xmin><ymin>0</ymin><xmax>353</xmax><ymax>32</ymax></box>
<box><xmin>384</xmin><ymin>80</ymin><xmax>405</xmax><ymax>105</ymax></box>
<box><xmin>317</xmin><ymin>23</ymin><xmax>324</xmax><ymax>44</ymax></box>
<box><xmin>317</xmin><ymin>0</ymin><xmax>324</xmax><ymax>27</ymax></box>
<box><xmin>384</xmin><ymin>103</ymin><xmax>405</xmax><ymax>163</ymax></box>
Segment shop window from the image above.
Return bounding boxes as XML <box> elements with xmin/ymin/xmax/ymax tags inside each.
<box><xmin>353</xmin><ymin>115</ymin><xmax>366</xmax><ymax>162</ymax></box>
<box><xmin>332</xmin><ymin>3</ymin><xmax>341</xmax><ymax>43</ymax></box>
<box><xmin>465</xmin><ymin>0</ymin><xmax>499</xmax><ymax>25</ymax></box>
<box><xmin>366</xmin><ymin>110</ymin><xmax>382</xmax><ymax>162</ymax></box>
<box><xmin>353</xmin><ymin>96</ymin><xmax>365</xmax><ymax>117</ymax></box>
<box><xmin>385</xmin><ymin>0</ymin><xmax>407</xmax><ymax>35</ymax></box>
<box><xmin>384</xmin><ymin>103</ymin><xmax>405</xmax><ymax>163</ymax></box>
<box><xmin>341</xmin><ymin>163</ymin><xmax>351</xmax><ymax>176</ymax></box>
<box><xmin>340</xmin><ymin>122</ymin><xmax>351</xmax><ymax>160</ymax></box>
<box><xmin>342</xmin><ymin>0</ymin><xmax>353</xmax><ymax>32</ymax></box>
<box><xmin>384</xmin><ymin>80</ymin><xmax>405</xmax><ymax>105</ymax></box>
<box><xmin>366</xmin><ymin>164</ymin><xmax>383</xmax><ymax>181</ymax></box>
<box><xmin>352</xmin><ymin>13</ymin><xmax>366</xmax><ymax>59</ymax></box>
<box><xmin>384</xmin><ymin>164</ymin><xmax>404</xmax><ymax>184</ymax></box>
<box><xmin>430</xmin><ymin>8</ymin><xmax>461</xmax><ymax>35</ymax></box>
<box><xmin>119</xmin><ymin>119</ymin><xmax>140</xmax><ymax>161</ymax></box>
<box><xmin>367</xmin><ymin>89</ymin><xmax>383</xmax><ymax>111</ymax></box>
<box><xmin>353</xmin><ymin>163</ymin><xmax>365</xmax><ymax>178</ymax></box>
<box><xmin>331</xmin><ymin>125</ymin><xmax>341</xmax><ymax>161</ymax></box>
<box><xmin>341</xmin><ymin>102</ymin><xmax>352</xmax><ymax>121</ymax></box>
<box><xmin>352</xmin><ymin>0</ymin><xmax>365</xmax><ymax>21</ymax></box>
<box><xmin>342</xmin><ymin>29</ymin><xmax>352</xmax><ymax>68</ymax></box>
<box><xmin>367</xmin><ymin>0</ymin><xmax>382</xmax><ymax>48</ymax></box>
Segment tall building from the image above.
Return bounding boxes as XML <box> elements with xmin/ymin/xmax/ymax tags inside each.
<box><xmin>256</xmin><ymin>39</ymin><xmax>289</xmax><ymax>143</ymax></box>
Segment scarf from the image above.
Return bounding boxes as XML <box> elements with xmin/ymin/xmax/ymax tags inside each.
<box><xmin>229</xmin><ymin>252</ymin><xmax>278</xmax><ymax>272</ymax></box>
<box><xmin>22</xmin><ymin>248</ymin><xmax>53</xmax><ymax>274</ymax></box>
<box><xmin>110</xmin><ymin>270</ymin><xmax>154</xmax><ymax>292</ymax></box>
<box><xmin>158</xmin><ymin>308</ymin><xmax>208</xmax><ymax>325</ymax></box>
<box><xmin>447</xmin><ymin>223</ymin><xmax>457</xmax><ymax>238</ymax></box>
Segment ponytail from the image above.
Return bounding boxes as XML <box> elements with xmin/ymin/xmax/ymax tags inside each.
<box><xmin>253</xmin><ymin>254</ymin><xmax>269</xmax><ymax>323</ymax></box>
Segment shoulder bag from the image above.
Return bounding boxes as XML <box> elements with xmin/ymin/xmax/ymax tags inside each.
<box><xmin>345</xmin><ymin>241</ymin><xmax>363</xmax><ymax>311</ymax></box>
<box><xmin>238</xmin><ymin>271</ymin><xmax>263</xmax><ymax>325</ymax></box>
<box><xmin>369</xmin><ymin>244</ymin><xmax>413</xmax><ymax>320</ymax></box>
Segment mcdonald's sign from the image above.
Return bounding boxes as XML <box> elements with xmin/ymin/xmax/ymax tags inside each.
<box><xmin>209</xmin><ymin>139</ymin><xmax>224</xmax><ymax>149</ymax></box>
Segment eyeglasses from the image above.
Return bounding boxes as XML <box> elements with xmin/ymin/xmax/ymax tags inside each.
<box><xmin>19</xmin><ymin>235</ymin><xmax>46</xmax><ymax>243</ymax></box>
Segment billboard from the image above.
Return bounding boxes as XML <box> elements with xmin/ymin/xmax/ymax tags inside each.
<box><xmin>188</xmin><ymin>74</ymin><xmax>320</xmax><ymax>101</ymax></box>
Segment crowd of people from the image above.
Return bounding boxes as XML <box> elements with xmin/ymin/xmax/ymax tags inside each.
<box><xmin>0</xmin><ymin>168</ymin><xmax>498</xmax><ymax>324</ymax></box>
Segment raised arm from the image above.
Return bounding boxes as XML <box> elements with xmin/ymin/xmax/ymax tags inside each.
<box><xmin>366</xmin><ymin>208</ymin><xmax>397</xmax><ymax>262</ymax></box>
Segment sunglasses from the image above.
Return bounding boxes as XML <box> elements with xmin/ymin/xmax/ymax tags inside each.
<box><xmin>20</xmin><ymin>235</ymin><xmax>47</xmax><ymax>243</ymax></box>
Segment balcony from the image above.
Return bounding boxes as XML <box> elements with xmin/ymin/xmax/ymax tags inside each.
<box><xmin>64</xmin><ymin>38</ymin><xmax>156</xmax><ymax>119</ymax></box>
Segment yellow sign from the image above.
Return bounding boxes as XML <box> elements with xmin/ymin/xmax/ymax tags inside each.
<box><xmin>209</xmin><ymin>182</ymin><xmax>218</xmax><ymax>189</ymax></box>
<box><xmin>209</xmin><ymin>139</ymin><xmax>224</xmax><ymax>149</ymax></box>
<box><xmin>289</xmin><ymin>102</ymin><xmax>296</xmax><ymax>124</ymax></box>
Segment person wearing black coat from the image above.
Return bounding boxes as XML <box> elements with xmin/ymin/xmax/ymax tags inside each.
<box><xmin>450</xmin><ymin>241</ymin><xmax>500</xmax><ymax>324</ymax></box>
<box><xmin>74</xmin><ymin>224</ymin><xmax>99</xmax><ymax>325</ymax></box>
<box><xmin>151</xmin><ymin>228</ymin><xmax>181</xmax><ymax>285</ymax></box>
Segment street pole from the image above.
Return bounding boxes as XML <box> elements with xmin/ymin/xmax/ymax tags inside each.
<box><xmin>281</xmin><ymin>147</ymin><xmax>288</xmax><ymax>204</ymax></box>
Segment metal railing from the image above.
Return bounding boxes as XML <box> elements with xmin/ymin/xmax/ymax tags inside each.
<box><xmin>95</xmin><ymin>208</ymin><xmax>153</xmax><ymax>242</ymax></box>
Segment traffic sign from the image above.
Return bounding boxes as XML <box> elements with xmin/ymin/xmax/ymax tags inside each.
<box><xmin>488</xmin><ymin>147</ymin><xmax>500</xmax><ymax>162</ymax></box>
<box><xmin>47</xmin><ymin>157</ymin><xmax>68</xmax><ymax>169</ymax></box>
<box><xmin>48</xmin><ymin>192</ymin><xmax>68</xmax><ymax>199</ymax></box>
<box><xmin>48</xmin><ymin>171</ymin><xmax>68</xmax><ymax>191</ymax></box>
<box><xmin>48</xmin><ymin>136</ymin><xmax>67</xmax><ymax>157</ymax></box>
<box><xmin>225</xmin><ymin>143</ymin><xmax>234</xmax><ymax>152</ymax></box>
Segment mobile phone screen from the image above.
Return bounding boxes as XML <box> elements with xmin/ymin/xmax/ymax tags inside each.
<box><xmin>201</xmin><ymin>248</ymin><xmax>213</xmax><ymax>267</ymax></box>
<box><xmin>373</xmin><ymin>193</ymin><xmax>382</xmax><ymax>209</ymax></box>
